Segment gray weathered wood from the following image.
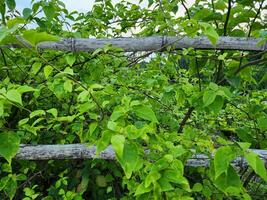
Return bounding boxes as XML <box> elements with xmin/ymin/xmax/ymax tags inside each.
<box><xmin>13</xmin><ymin>144</ymin><xmax>267</xmax><ymax>167</ymax></box>
<box><xmin>8</xmin><ymin>36</ymin><xmax>267</xmax><ymax>52</ymax></box>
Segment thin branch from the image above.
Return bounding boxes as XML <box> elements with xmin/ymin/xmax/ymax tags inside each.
<box><xmin>178</xmin><ymin>106</ymin><xmax>194</xmax><ymax>133</ymax></box>
<box><xmin>211</xmin><ymin>0</ymin><xmax>219</xmax><ymax>29</ymax></box>
<box><xmin>223</xmin><ymin>0</ymin><xmax>232</xmax><ymax>36</ymax></box>
<box><xmin>234</xmin><ymin>58</ymin><xmax>267</xmax><ymax>75</ymax></box>
<box><xmin>181</xmin><ymin>0</ymin><xmax>191</xmax><ymax>19</ymax></box>
<box><xmin>248</xmin><ymin>0</ymin><xmax>265</xmax><ymax>37</ymax></box>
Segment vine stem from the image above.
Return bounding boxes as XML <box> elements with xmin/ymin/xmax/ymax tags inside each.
<box><xmin>178</xmin><ymin>107</ymin><xmax>194</xmax><ymax>133</ymax></box>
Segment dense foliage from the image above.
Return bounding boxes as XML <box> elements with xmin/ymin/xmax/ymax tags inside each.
<box><xmin>0</xmin><ymin>0</ymin><xmax>267</xmax><ymax>199</ymax></box>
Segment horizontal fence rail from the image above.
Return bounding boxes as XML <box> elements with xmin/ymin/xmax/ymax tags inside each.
<box><xmin>11</xmin><ymin>144</ymin><xmax>267</xmax><ymax>167</ymax></box>
<box><xmin>8</xmin><ymin>36</ymin><xmax>267</xmax><ymax>52</ymax></box>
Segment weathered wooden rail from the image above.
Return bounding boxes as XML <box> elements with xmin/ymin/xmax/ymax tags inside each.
<box><xmin>11</xmin><ymin>144</ymin><xmax>267</xmax><ymax>167</ymax></box>
<box><xmin>9</xmin><ymin>36</ymin><xmax>267</xmax><ymax>52</ymax></box>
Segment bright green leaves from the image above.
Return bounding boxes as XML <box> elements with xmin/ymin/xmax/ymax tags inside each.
<box><xmin>214</xmin><ymin>165</ymin><xmax>242</xmax><ymax>194</ymax></box>
<box><xmin>203</xmin><ymin>90</ymin><xmax>217</xmax><ymax>107</ymax></box>
<box><xmin>44</xmin><ymin>65</ymin><xmax>53</xmax><ymax>78</ymax></box>
<box><xmin>245</xmin><ymin>151</ymin><xmax>267</xmax><ymax>182</ymax></box>
<box><xmin>77</xmin><ymin>90</ymin><xmax>90</xmax><ymax>102</ymax></box>
<box><xmin>110</xmin><ymin>106</ymin><xmax>127</xmax><ymax>121</ymax></box>
<box><xmin>257</xmin><ymin>115</ymin><xmax>267</xmax><ymax>131</ymax></box>
<box><xmin>199</xmin><ymin>22</ymin><xmax>219</xmax><ymax>46</ymax></box>
<box><xmin>0</xmin><ymin>132</ymin><xmax>20</xmax><ymax>163</ymax></box>
<box><xmin>32</xmin><ymin>62</ymin><xmax>42</xmax><ymax>75</ymax></box>
<box><xmin>63</xmin><ymin>80</ymin><xmax>73</xmax><ymax>93</ymax></box>
<box><xmin>43</xmin><ymin>4</ymin><xmax>55</xmax><ymax>22</ymax></box>
<box><xmin>135</xmin><ymin>155</ymin><xmax>189</xmax><ymax>197</ymax></box>
<box><xmin>30</xmin><ymin>110</ymin><xmax>45</xmax><ymax>118</ymax></box>
<box><xmin>22</xmin><ymin>30</ymin><xmax>59</xmax><ymax>46</ymax></box>
<box><xmin>118</xmin><ymin>142</ymin><xmax>140</xmax><ymax>179</ymax></box>
<box><xmin>6</xmin><ymin>89</ymin><xmax>22</xmax><ymax>106</ymax></box>
<box><xmin>65</xmin><ymin>55</ymin><xmax>76</xmax><ymax>66</ymax></box>
<box><xmin>0</xmin><ymin>25</ymin><xmax>18</xmax><ymax>44</ymax></box>
<box><xmin>111</xmin><ymin>135</ymin><xmax>125</xmax><ymax>159</ymax></box>
<box><xmin>202</xmin><ymin>82</ymin><xmax>232</xmax><ymax>113</ymax></box>
<box><xmin>214</xmin><ymin>146</ymin><xmax>237</xmax><ymax>179</ymax></box>
<box><xmin>96</xmin><ymin>130</ymin><xmax>113</xmax><ymax>154</ymax></box>
<box><xmin>145</xmin><ymin>171</ymin><xmax>161</xmax><ymax>188</ymax></box>
<box><xmin>132</xmin><ymin>105</ymin><xmax>158</xmax><ymax>123</ymax></box>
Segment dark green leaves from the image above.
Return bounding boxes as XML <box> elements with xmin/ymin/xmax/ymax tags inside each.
<box><xmin>5</xmin><ymin>0</ymin><xmax>15</xmax><ymax>11</ymax></box>
<box><xmin>22</xmin><ymin>8</ymin><xmax>32</xmax><ymax>19</ymax></box>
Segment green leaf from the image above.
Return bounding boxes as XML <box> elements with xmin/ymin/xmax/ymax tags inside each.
<box><xmin>133</xmin><ymin>105</ymin><xmax>158</xmax><ymax>123</ymax></box>
<box><xmin>257</xmin><ymin>116</ymin><xmax>267</xmax><ymax>131</ymax></box>
<box><xmin>32</xmin><ymin>62</ymin><xmax>42</xmax><ymax>75</ymax></box>
<box><xmin>135</xmin><ymin>182</ymin><xmax>152</xmax><ymax>196</ymax></box>
<box><xmin>214</xmin><ymin>146</ymin><xmax>237</xmax><ymax>179</ymax></box>
<box><xmin>163</xmin><ymin>170</ymin><xmax>190</xmax><ymax>191</ymax></box>
<box><xmin>43</xmin><ymin>4</ymin><xmax>55</xmax><ymax>22</ymax></box>
<box><xmin>111</xmin><ymin>135</ymin><xmax>125</xmax><ymax>159</ymax></box>
<box><xmin>6</xmin><ymin>89</ymin><xmax>22</xmax><ymax>105</ymax></box>
<box><xmin>63</xmin><ymin>80</ymin><xmax>73</xmax><ymax>93</ymax></box>
<box><xmin>96</xmin><ymin>130</ymin><xmax>113</xmax><ymax>154</ymax></box>
<box><xmin>209</xmin><ymin>96</ymin><xmax>224</xmax><ymax>113</ymax></box>
<box><xmin>203</xmin><ymin>90</ymin><xmax>217</xmax><ymax>107</ymax></box>
<box><xmin>119</xmin><ymin>142</ymin><xmax>140</xmax><ymax>179</ymax></box>
<box><xmin>96</xmin><ymin>175</ymin><xmax>107</xmax><ymax>187</ymax></box>
<box><xmin>0</xmin><ymin>101</ymin><xmax>4</xmax><ymax>116</ymax></box>
<box><xmin>22</xmin><ymin>30</ymin><xmax>59</xmax><ymax>46</ymax></box>
<box><xmin>77</xmin><ymin>90</ymin><xmax>89</xmax><ymax>102</ymax></box>
<box><xmin>47</xmin><ymin>108</ymin><xmax>58</xmax><ymax>118</ymax></box>
<box><xmin>158</xmin><ymin>177</ymin><xmax>174</xmax><ymax>192</ymax></box>
<box><xmin>214</xmin><ymin>165</ymin><xmax>242</xmax><ymax>193</ymax></box>
<box><xmin>22</xmin><ymin>8</ymin><xmax>32</xmax><ymax>19</ymax></box>
<box><xmin>6</xmin><ymin>0</ymin><xmax>16</xmax><ymax>11</ymax></box>
<box><xmin>65</xmin><ymin>55</ymin><xmax>76</xmax><ymax>66</ymax></box>
<box><xmin>192</xmin><ymin>183</ymin><xmax>203</xmax><ymax>192</ymax></box>
<box><xmin>0</xmin><ymin>25</ymin><xmax>18</xmax><ymax>43</ymax></box>
<box><xmin>200</xmin><ymin>22</ymin><xmax>219</xmax><ymax>46</ymax></box>
<box><xmin>245</xmin><ymin>151</ymin><xmax>267</xmax><ymax>182</ymax></box>
<box><xmin>17</xmin><ymin>85</ymin><xmax>37</xmax><ymax>94</ymax></box>
<box><xmin>0</xmin><ymin>132</ymin><xmax>20</xmax><ymax>163</ymax></box>
<box><xmin>44</xmin><ymin>65</ymin><xmax>53</xmax><ymax>78</ymax></box>
<box><xmin>110</xmin><ymin>106</ymin><xmax>126</xmax><ymax>121</ymax></box>
<box><xmin>18</xmin><ymin>118</ymin><xmax>29</xmax><ymax>126</ymax></box>
<box><xmin>64</xmin><ymin>67</ymin><xmax>74</xmax><ymax>75</ymax></box>
<box><xmin>145</xmin><ymin>171</ymin><xmax>161</xmax><ymax>188</ymax></box>
<box><xmin>30</xmin><ymin>110</ymin><xmax>45</xmax><ymax>118</ymax></box>
<box><xmin>7</xmin><ymin>17</ymin><xmax>25</xmax><ymax>28</ymax></box>
<box><xmin>208</xmin><ymin>82</ymin><xmax>219</xmax><ymax>91</ymax></box>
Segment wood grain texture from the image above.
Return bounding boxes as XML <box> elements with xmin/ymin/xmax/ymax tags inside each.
<box><xmin>12</xmin><ymin>144</ymin><xmax>267</xmax><ymax>167</ymax></box>
<box><xmin>9</xmin><ymin>36</ymin><xmax>267</xmax><ymax>52</ymax></box>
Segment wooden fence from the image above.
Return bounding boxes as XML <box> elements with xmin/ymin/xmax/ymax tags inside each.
<box><xmin>2</xmin><ymin>36</ymin><xmax>267</xmax><ymax>167</ymax></box>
